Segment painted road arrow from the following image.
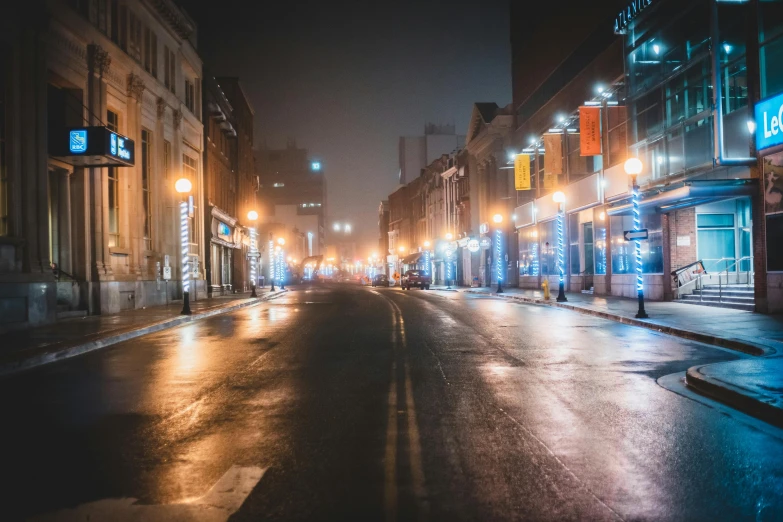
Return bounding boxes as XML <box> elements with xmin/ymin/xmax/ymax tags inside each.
<box><xmin>624</xmin><ymin>229</ymin><xmax>648</xmax><ymax>241</ymax></box>
<box><xmin>32</xmin><ymin>465</ymin><xmax>266</xmax><ymax>522</ymax></box>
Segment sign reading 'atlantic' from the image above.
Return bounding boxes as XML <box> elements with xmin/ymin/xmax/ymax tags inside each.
<box><xmin>756</xmin><ymin>92</ymin><xmax>783</xmax><ymax>152</ymax></box>
<box><xmin>614</xmin><ymin>0</ymin><xmax>653</xmax><ymax>34</ymax></box>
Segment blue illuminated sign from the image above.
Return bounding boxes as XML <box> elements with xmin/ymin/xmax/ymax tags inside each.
<box><xmin>69</xmin><ymin>130</ymin><xmax>88</xmax><ymax>153</ymax></box>
<box><xmin>756</xmin><ymin>93</ymin><xmax>783</xmax><ymax>152</ymax></box>
<box><xmin>108</xmin><ymin>132</ymin><xmax>132</xmax><ymax>161</ymax></box>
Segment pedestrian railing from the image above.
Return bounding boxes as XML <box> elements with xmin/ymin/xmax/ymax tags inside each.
<box><xmin>674</xmin><ymin>256</ymin><xmax>753</xmax><ymax>304</ymax></box>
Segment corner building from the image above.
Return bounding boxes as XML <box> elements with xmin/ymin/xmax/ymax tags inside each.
<box><xmin>0</xmin><ymin>0</ymin><xmax>205</xmax><ymax>328</ymax></box>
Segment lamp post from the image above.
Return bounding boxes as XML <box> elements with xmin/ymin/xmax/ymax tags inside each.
<box><xmin>247</xmin><ymin>210</ymin><xmax>259</xmax><ymax>297</ymax></box>
<box><xmin>175</xmin><ymin>177</ymin><xmax>193</xmax><ymax>315</ymax></box>
<box><xmin>444</xmin><ymin>233</ymin><xmax>453</xmax><ymax>289</ymax></box>
<box><xmin>423</xmin><ymin>240</ymin><xmax>431</xmax><ymax>280</ymax></box>
<box><xmin>553</xmin><ymin>191</ymin><xmax>567</xmax><ymax>302</ymax></box>
<box><xmin>277</xmin><ymin>237</ymin><xmax>286</xmax><ymax>289</ymax></box>
<box><xmin>269</xmin><ymin>238</ymin><xmax>276</xmax><ymax>291</ymax></box>
<box><xmin>624</xmin><ymin>158</ymin><xmax>649</xmax><ymax>318</ymax></box>
<box><xmin>493</xmin><ymin>214</ymin><xmax>504</xmax><ymax>294</ymax></box>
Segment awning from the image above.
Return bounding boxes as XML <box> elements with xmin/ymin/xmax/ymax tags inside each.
<box><xmin>607</xmin><ymin>180</ymin><xmax>757</xmax><ymax>216</ymax></box>
<box><xmin>401</xmin><ymin>252</ymin><xmax>423</xmax><ymax>264</ymax></box>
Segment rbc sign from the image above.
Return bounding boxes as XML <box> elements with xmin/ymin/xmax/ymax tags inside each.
<box><xmin>69</xmin><ymin>130</ymin><xmax>88</xmax><ymax>153</ymax></box>
<box><xmin>756</xmin><ymin>92</ymin><xmax>783</xmax><ymax>152</ymax></box>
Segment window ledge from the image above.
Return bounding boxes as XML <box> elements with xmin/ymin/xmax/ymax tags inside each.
<box><xmin>110</xmin><ymin>247</ymin><xmax>131</xmax><ymax>256</ymax></box>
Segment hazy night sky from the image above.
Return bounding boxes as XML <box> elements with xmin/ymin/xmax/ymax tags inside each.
<box><xmin>186</xmin><ymin>0</ymin><xmax>511</xmax><ymax>253</ymax></box>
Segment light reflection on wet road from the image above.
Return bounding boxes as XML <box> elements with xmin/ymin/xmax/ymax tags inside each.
<box><xmin>1</xmin><ymin>283</ymin><xmax>782</xmax><ymax>521</ymax></box>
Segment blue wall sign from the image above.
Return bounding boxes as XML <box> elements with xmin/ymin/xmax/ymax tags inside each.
<box><xmin>756</xmin><ymin>93</ymin><xmax>783</xmax><ymax>152</ymax></box>
<box><xmin>69</xmin><ymin>130</ymin><xmax>88</xmax><ymax>153</ymax></box>
<box><xmin>51</xmin><ymin>127</ymin><xmax>135</xmax><ymax>167</ymax></box>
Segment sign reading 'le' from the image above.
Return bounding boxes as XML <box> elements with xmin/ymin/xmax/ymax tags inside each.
<box><xmin>756</xmin><ymin>92</ymin><xmax>783</xmax><ymax>152</ymax></box>
<box><xmin>579</xmin><ymin>106</ymin><xmax>602</xmax><ymax>156</ymax></box>
<box><xmin>514</xmin><ymin>153</ymin><xmax>531</xmax><ymax>191</ymax></box>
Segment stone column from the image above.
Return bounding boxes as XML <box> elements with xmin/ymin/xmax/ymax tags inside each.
<box><xmin>126</xmin><ymin>73</ymin><xmax>145</xmax><ymax>278</ymax></box>
<box><xmin>58</xmin><ymin>172</ymin><xmax>73</xmax><ymax>274</ymax></box>
<box><xmin>87</xmin><ymin>45</ymin><xmax>111</xmax><ymax>283</ymax></box>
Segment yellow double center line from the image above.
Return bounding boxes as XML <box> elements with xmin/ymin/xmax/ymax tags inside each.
<box><xmin>382</xmin><ymin>295</ymin><xmax>429</xmax><ymax>522</ymax></box>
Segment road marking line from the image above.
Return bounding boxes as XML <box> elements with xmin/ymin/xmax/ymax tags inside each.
<box><xmin>33</xmin><ymin>465</ymin><xmax>266</xmax><ymax>522</ymax></box>
<box><xmin>384</xmin><ymin>362</ymin><xmax>399</xmax><ymax>522</ymax></box>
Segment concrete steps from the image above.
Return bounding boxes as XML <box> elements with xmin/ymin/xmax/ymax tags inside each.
<box><xmin>679</xmin><ymin>285</ymin><xmax>755</xmax><ymax>311</ymax></box>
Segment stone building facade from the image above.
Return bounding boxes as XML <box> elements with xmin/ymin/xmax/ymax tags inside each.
<box><xmin>0</xmin><ymin>0</ymin><xmax>205</xmax><ymax>329</ymax></box>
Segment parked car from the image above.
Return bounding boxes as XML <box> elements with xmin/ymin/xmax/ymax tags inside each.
<box><xmin>401</xmin><ymin>269</ymin><xmax>431</xmax><ymax>290</ymax></box>
<box><xmin>372</xmin><ymin>274</ymin><xmax>390</xmax><ymax>287</ymax></box>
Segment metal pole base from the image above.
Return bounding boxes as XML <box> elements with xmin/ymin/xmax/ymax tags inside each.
<box><xmin>556</xmin><ymin>282</ymin><xmax>567</xmax><ymax>302</ymax></box>
<box><xmin>181</xmin><ymin>291</ymin><xmax>192</xmax><ymax>315</ymax></box>
<box><xmin>497</xmin><ymin>279</ymin><xmax>503</xmax><ymax>294</ymax></box>
<box><xmin>635</xmin><ymin>292</ymin><xmax>649</xmax><ymax>319</ymax></box>
<box><xmin>270</xmin><ymin>281</ymin><xmax>276</xmax><ymax>292</ymax></box>
<box><xmin>250</xmin><ymin>284</ymin><xmax>257</xmax><ymax>298</ymax></box>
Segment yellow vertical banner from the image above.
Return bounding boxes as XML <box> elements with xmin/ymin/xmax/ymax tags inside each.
<box><xmin>514</xmin><ymin>154</ymin><xmax>531</xmax><ymax>190</ymax></box>
<box><xmin>579</xmin><ymin>106</ymin><xmax>602</xmax><ymax>156</ymax></box>
<box><xmin>543</xmin><ymin>132</ymin><xmax>562</xmax><ymax>189</ymax></box>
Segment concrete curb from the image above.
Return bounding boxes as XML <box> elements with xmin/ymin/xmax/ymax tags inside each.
<box><xmin>0</xmin><ymin>290</ymin><xmax>287</xmax><ymax>377</ymax></box>
<box><xmin>685</xmin><ymin>364</ymin><xmax>783</xmax><ymax>429</ymax></box>
<box><xmin>463</xmin><ymin>290</ymin><xmax>767</xmax><ymax>356</ymax></box>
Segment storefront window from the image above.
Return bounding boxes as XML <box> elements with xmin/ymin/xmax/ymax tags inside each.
<box><xmin>518</xmin><ymin>226</ymin><xmax>539</xmax><ymax>277</ymax></box>
<box><xmin>610</xmin><ymin>214</ymin><xmax>663</xmax><ymax>274</ymax></box>
<box><xmin>594</xmin><ymin>216</ymin><xmax>607</xmax><ymax>275</ymax></box>
<box><xmin>539</xmin><ymin>220</ymin><xmax>557</xmax><ymax>276</ymax></box>
<box><xmin>568</xmin><ymin>215</ymin><xmax>594</xmax><ymax>275</ymax></box>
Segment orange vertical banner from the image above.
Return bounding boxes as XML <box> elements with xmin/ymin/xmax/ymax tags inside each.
<box><xmin>579</xmin><ymin>106</ymin><xmax>602</xmax><ymax>156</ymax></box>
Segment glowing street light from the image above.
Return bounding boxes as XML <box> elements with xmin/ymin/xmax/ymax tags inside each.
<box><xmin>277</xmin><ymin>237</ymin><xmax>285</xmax><ymax>246</ymax></box>
<box><xmin>175</xmin><ymin>177</ymin><xmax>193</xmax><ymax>315</ymax></box>
<box><xmin>624</xmin><ymin>158</ymin><xmax>649</xmax><ymax>319</ymax></box>
<box><xmin>344</xmin><ymin>224</ymin><xmax>352</xmax><ymax>234</ymax></box>
<box><xmin>552</xmin><ymin>191</ymin><xmax>567</xmax><ymax>302</ymax></box>
<box><xmin>333</xmin><ymin>223</ymin><xmax>341</xmax><ymax>232</ymax></box>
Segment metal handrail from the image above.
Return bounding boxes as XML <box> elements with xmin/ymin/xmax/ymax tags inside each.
<box><xmin>675</xmin><ymin>256</ymin><xmax>754</xmax><ymax>303</ymax></box>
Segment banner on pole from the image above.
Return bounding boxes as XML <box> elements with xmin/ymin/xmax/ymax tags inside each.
<box><xmin>514</xmin><ymin>154</ymin><xmax>531</xmax><ymax>190</ymax></box>
<box><xmin>579</xmin><ymin>106</ymin><xmax>602</xmax><ymax>156</ymax></box>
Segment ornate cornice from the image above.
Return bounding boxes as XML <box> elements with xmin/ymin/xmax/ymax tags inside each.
<box><xmin>88</xmin><ymin>44</ymin><xmax>111</xmax><ymax>76</ymax></box>
<box><xmin>151</xmin><ymin>0</ymin><xmax>195</xmax><ymax>40</ymax></box>
<box><xmin>126</xmin><ymin>73</ymin><xmax>145</xmax><ymax>101</ymax></box>
<box><xmin>173</xmin><ymin>108</ymin><xmax>183</xmax><ymax>129</ymax></box>
<box><xmin>156</xmin><ymin>97</ymin><xmax>167</xmax><ymax>119</ymax></box>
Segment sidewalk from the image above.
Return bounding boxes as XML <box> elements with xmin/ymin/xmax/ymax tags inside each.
<box><xmin>435</xmin><ymin>284</ymin><xmax>783</xmax><ymax>428</ymax></box>
<box><xmin>443</xmin><ymin>285</ymin><xmax>783</xmax><ymax>356</ymax></box>
<box><xmin>0</xmin><ymin>288</ymin><xmax>286</xmax><ymax>376</ymax></box>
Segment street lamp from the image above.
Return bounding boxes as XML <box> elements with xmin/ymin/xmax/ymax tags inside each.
<box><xmin>344</xmin><ymin>224</ymin><xmax>352</xmax><ymax>234</ymax></box>
<box><xmin>333</xmin><ymin>223</ymin><xmax>341</xmax><ymax>232</ymax></box>
<box><xmin>552</xmin><ymin>191</ymin><xmax>567</xmax><ymax>302</ymax></box>
<box><xmin>247</xmin><ymin>210</ymin><xmax>259</xmax><ymax>297</ymax></box>
<box><xmin>624</xmin><ymin>158</ymin><xmax>649</xmax><ymax>319</ymax></box>
<box><xmin>493</xmin><ymin>214</ymin><xmax>504</xmax><ymax>294</ymax></box>
<box><xmin>175</xmin><ymin>177</ymin><xmax>193</xmax><ymax>315</ymax></box>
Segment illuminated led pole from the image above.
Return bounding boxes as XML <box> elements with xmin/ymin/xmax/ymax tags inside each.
<box><xmin>553</xmin><ymin>191</ymin><xmax>567</xmax><ymax>302</ymax></box>
<box><xmin>423</xmin><ymin>240</ymin><xmax>431</xmax><ymax>278</ymax></box>
<box><xmin>269</xmin><ymin>239</ymin><xmax>276</xmax><ymax>291</ymax></box>
<box><xmin>175</xmin><ymin>178</ymin><xmax>193</xmax><ymax>315</ymax></box>
<box><xmin>444</xmin><ymin>233</ymin><xmax>453</xmax><ymax>289</ymax></box>
<box><xmin>493</xmin><ymin>214</ymin><xmax>504</xmax><ymax>294</ymax></box>
<box><xmin>625</xmin><ymin>158</ymin><xmax>649</xmax><ymax>318</ymax></box>
<box><xmin>247</xmin><ymin>210</ymin><xmax>259</xmax><ymax>297</ymax></box>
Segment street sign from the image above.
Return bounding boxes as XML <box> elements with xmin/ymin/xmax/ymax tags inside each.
<box><xmin>247</xmin><ymin>252</ymin><xmax>260</xmax><ymax>258</ymax></box>
<box><xmin>624</xmin><ymin>229</ymin><xmax>649</xmax><ymax>241</ymax></box>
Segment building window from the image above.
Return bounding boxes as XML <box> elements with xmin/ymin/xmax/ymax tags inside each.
<box><xmin>0</xmin><ymin>49</ymin><xmax>6</xmax><ymax>236</ymax></box>
<box><xmin>610</xmin><ymin>214</ymin><xmax>663</xmax><ymax>274</ymax></box>
<box><xmin>518</xmin><ymin>227</ymin><xmax>539</xmax><ymax>277</ymax></box>
<box><xmin>163</xmin><ymin>140</ymin><xmax>171</xmax><ymax>179</ymax></box>
<box><xmin>107</xmin><ymin>110</ymin><xmax>120</xmax><ymax>246</ymax></box>
<box><xmin>143</xmin><ymin>27</ymin><xmax>157</xmax><ymax>77</ymax></box>
<box><xmin>185</xmin><ymin>79</ymin><xmax>195</xmax><ymax>113</ymax></box>
<box><xmin>127</xmin><ymin>10</ymin><xmax>142</xmax><ymax>62</ymax></box>
<box><xmin>273</xmin><ymin>182</ymin><xmax>285</xmax><ymax>187</ymax></box>
<box><xmin>164</xmin><ymin>46</ymin><xmax>176</xmax><ymax>94</ymax></box>
<box><xmin>141</xmin><ymin>129</ymin><xmax>152</xmax><ymax>250</ymax></box>
<box><xmin>183</xmin><ymin>154</ymin><xmax>198</xmax><ymax>254</ymax></box>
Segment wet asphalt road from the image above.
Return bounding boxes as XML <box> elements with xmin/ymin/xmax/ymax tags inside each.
<box><xmin>1</xmin><ymin>283</ymin><xmax>783</xmax><ymax>521</ymax></box>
